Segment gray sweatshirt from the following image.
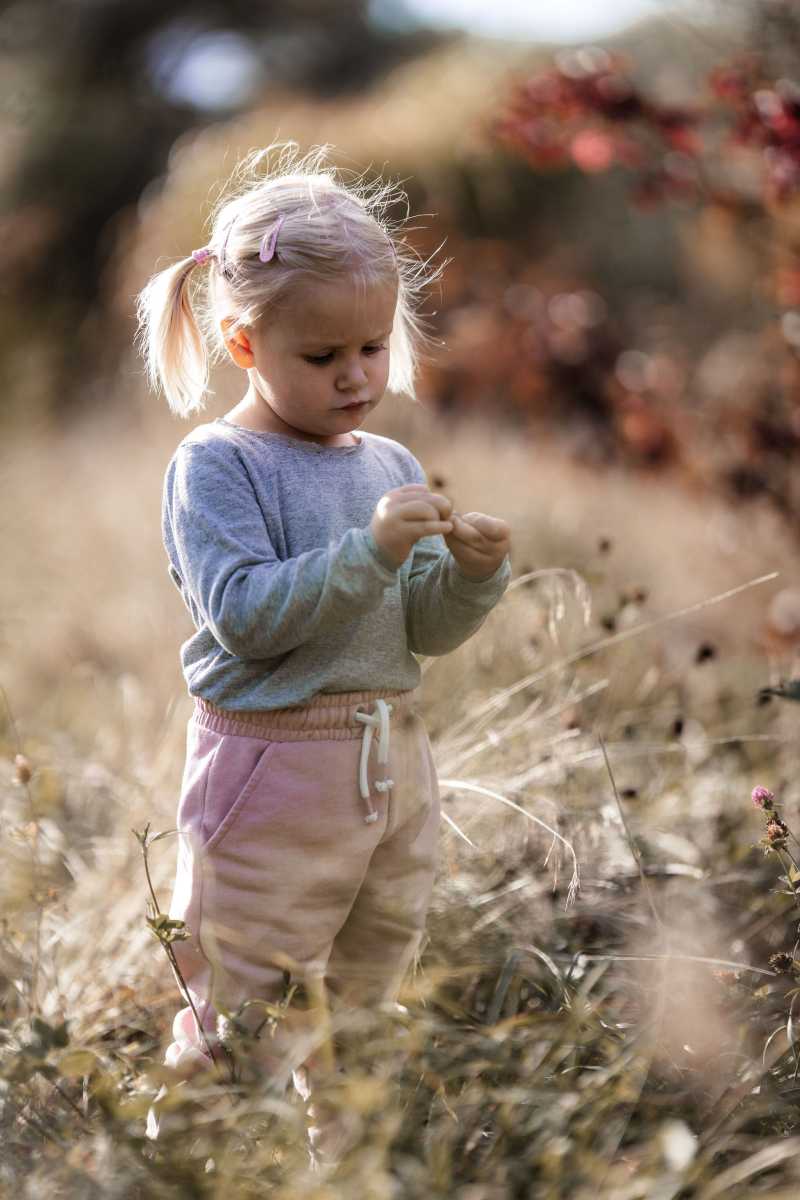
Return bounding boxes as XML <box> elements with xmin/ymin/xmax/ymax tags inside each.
<box><xmin>161</xmin><ymin>417</ymin><xmax>512</xmax><ymax>710</ymax></box>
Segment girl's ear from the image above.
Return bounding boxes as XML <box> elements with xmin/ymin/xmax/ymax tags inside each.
<box><xmin>221</xmin><ymin>317</ymin><xmax>255</xmax><ymax>369</ymax></box>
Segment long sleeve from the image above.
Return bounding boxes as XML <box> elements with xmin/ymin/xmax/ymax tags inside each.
<box><xmin>163</xmin><ymin>444</ymin><xmax>399</xmax><ymax>661</ymax></box>
<box><xmin>403</xmin><ymin>458</ymin><xmax>512</xmax><ymax>657</ymax></box>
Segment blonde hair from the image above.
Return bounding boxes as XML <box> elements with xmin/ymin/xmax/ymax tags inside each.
<box><xmin>136</xmin><ymin>142</ymin><xmax>446</xmax><ymax>417</ymax></box>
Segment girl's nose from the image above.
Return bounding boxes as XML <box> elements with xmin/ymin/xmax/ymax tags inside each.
<box><xmin>336</xmin><ymin>358</ymin><xmax>368</xmax><ymax>390</ymax></box>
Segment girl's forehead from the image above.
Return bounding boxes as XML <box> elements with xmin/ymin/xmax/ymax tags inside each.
<box><xmin>279</xmin><ymin>276</ymin><xmax>397</xmax><ymax>340</ymax></box>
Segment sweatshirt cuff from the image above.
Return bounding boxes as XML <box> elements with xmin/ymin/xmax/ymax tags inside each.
<box><xmin>446</xmin><ymin>552</ymin><xmax>512</xmax><ymax>589</ymax></box>
<box><xmin>362</xmin><ymin>527</ymin><xmax>401</xmax><ymax>575</ymax></box>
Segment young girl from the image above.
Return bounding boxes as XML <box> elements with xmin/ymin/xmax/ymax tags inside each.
<box><xmin>136</xmin><ymin>143</ymin><xmax>512</xmax><ymax>1143</ymax></box>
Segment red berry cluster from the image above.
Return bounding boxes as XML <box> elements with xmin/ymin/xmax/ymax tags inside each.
<box><xmin>492</xmin><ymin>48</ymin><xmax>701</xmax><ymax>209</ymax></box>
<box><xmin>493</xmin><ymin>45</ymin><xmax>800</xmax><ymax>210</ymax></box>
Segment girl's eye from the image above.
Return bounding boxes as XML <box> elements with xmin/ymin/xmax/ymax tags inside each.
<box><xmin>303</xmin><ymin>344</ymin><xmax>386</xmax><ymax>366</ymax></box>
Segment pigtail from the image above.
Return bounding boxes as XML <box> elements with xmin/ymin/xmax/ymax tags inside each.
<box><xmin>135</xmin><ymin>255</ymin><xmax>211</xmax><ymax>418</ymax></box>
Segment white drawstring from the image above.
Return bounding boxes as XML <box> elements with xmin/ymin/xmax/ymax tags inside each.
<box><xmin>354</xmin><ymin>699</ymin><xmax>394</xmax><ymax>823</ymax></box>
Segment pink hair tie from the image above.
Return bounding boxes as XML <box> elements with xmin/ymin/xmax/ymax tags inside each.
<box><xmin>191</xmin><ymin>246</ymin><xmax>212</xmax><ymax>265</ymax></box>
<box><xmin>259</xmin><ymin>214</ymin><xmax>285</xmax><ymax>263</ymax></box>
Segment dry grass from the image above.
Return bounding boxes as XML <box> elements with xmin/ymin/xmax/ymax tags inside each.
<box><xmin>3</xmin><ymin>390</ymin><xmax>800</xmax><ymax>1196</ymax></box>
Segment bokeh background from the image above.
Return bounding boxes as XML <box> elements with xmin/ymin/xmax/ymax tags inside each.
<box><xmin>6</xmin><ymin>1</ymin><xmax>800</xmax><ymax>1195</ymax></box>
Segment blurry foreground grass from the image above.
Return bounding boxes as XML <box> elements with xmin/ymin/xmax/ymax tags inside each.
<box><xmin>4</xmin><ymin>400</ymin><xmax>800</xmax><ymax>1196</ymax></box>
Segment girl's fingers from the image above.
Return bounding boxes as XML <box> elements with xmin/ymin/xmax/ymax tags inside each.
<box><xmin>400</xmin><ymin>501</ymin><xmax>455</xmax><ymax>527</ymax></box>
<box><xmin>407</xmin><ymin>514</ymin><xmax>452</xmax><ymax>530</ymax></box>
<box><xmin>394</xmin><ymin>495</ymin><xmax>509</xmax><ymax>546</ymax></box>
<box><xmin>460</xmin><ymin>513</ymin><xmax>510</xmax><ymax>541</ymax></box>
<box><xmin>396</xmin><ymin>484</ymin><xmax>450</xmax><ymax>506</ymax></box>
<box><xmin>450</xmin><ymin>514</ymin><xmax>484</xmax><ymax>543</ymax></box>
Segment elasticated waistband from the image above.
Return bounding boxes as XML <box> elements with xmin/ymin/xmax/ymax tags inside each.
<box><xmin>192</xmin><ymin>688</ymin><xmax>420</xmax><ymax>742</ymax></box>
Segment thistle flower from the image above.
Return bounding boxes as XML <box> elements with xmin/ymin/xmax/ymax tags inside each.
<box><xmin>766</xmin><ymin>816</ymin><xmax>789</xmax><ymax>844</ymax></box>
<box><xmin>752</xmin><ymin>785</ymin><xmax>775</xmax><ymax>810</ymax></box>
<box><xmin>769</xmin><ymin>951</ymin><xmax>797</xmax><ymax>974</ymax></box>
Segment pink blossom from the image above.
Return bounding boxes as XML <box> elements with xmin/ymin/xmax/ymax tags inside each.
<box><xmin>752</xmin><ymin>785</ymin><xmax>775</xmax><ymax>809</ymax></box>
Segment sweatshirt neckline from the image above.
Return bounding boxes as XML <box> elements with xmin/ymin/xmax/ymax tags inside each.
<box><xmin>214</xmin><ymin>417</ymin><xmax>366</xmax><ymax>455</ymax></box>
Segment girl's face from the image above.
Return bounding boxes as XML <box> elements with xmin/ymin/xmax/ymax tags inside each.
<box><xmin>224</xmin><ymin>274</ymin><xmax>398</xmax><ymax>447</ymax></box>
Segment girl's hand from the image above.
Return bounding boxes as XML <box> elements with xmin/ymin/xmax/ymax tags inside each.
<box><xmin>444</xmin><ymin>511</ymin><xmax>511</xmax><ymax>581</ymax></box>
<box><xmin>371</xmin><ymin>484</ymin><xmax>454</xmax><ymax>569</ymax></box>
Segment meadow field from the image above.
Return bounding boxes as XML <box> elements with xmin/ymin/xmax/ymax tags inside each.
<box><xmin>4</xmin><ymin>388</ymin><xmax>800</xmax><ymax>1197</ymax></box>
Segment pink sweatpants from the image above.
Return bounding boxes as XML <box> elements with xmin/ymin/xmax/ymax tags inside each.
<box><xmin>163</xmin><ymin>687</ymin><xmax>440</xmax><ymax>1089</ymax></box>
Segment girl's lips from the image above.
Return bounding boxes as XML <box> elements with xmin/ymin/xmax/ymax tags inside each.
<box><xmin>338</xmin><ymin>400</ymin><xmax>369</xmax><ymax>410</ymax></box>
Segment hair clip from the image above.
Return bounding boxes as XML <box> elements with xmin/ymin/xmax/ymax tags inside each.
<box><xmin>191</xmin><ymin>246</ymin><xmax>212</xmax><ymax>264</ymax></box>
<box><xmin>259</xmin><ymin>214</ymin><xmax>286</xmax><ymax>263</ymax></box>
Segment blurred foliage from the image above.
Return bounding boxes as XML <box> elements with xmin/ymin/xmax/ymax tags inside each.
<box><xmin>413</xmin><ymin>0</ymin><xmax>800</xmax><ymax>527</ymax></box>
